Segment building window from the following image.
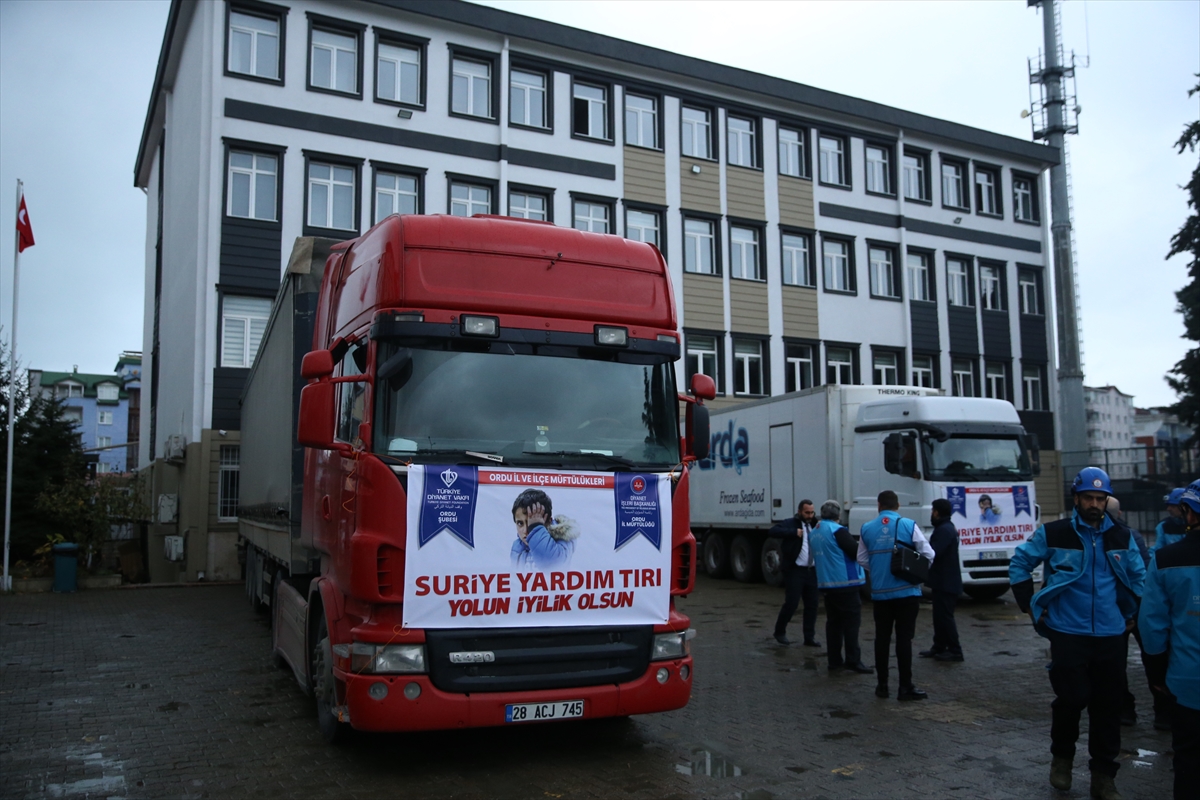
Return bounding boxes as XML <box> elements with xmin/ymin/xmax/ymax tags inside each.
<box><xmin>625</xmin><ymin>208</ymin><xmax>660</xmax><ymax>247</ymax></box>
<box><xmin>507</xmin><ymin>68</ymin><xmax>548</xmax><ymax>129</ymax></box>
<box><xmin>979</xmin><ymin>264</ymin><xmax>1004</xmax><ymax>310</ymax></box>
<box><xmin>308</xmin><ymin>162</ymin><xmax>356</xmax><ymax>231</ymax></box>
<box><xmin>97</xmin><ymin>383</ymin><xmax>119</xmax><ymax>401</ymax></box>
<box><xmin>573</xmin><ymin>200</ymin><xmax>609</xmax><ymax>233</ymax></box>
<box><xmin>450</xmin><ymin>182</ymin><xmax>491</xmax><ymax>217</ymax></box>
<box><xmin>730</xmin><ymin>226</ymin><xmax>761</xmax><ymax>280</ymax></box>
<box><xmin>733</xmin><ymin>339</ymin><xmax>765</xmax><ymax>396</ymax></box>
<box><xmin>625</xmin><ymin>94</ymin><xmax>658</xmax><ymax>149</ymax></box>
<box><xmin>227</xmin><ymin>151</ymin><xmax>278</xmax><ymax>221</ymax></box>
<box><xmin>826</xmin><ymin>346</ymin><xmax>855</xmax><ymax>385</ymax></box>
<box><xmin>941</xmin><ymin>159</ymin><xmax>968</xmax><ymax>209</ymax></box>
<box><xmin>778</xmin><ymin>127</ymin><xmax>807</xmax><ymax>178</ymax></box>
<box><xmin>1023</xmin><ymin>364</ymin><xmax>1046</xmax><ymax>410</ymax></box>
<box><xmin>221</xmin><ymin>296</ymin><xmax>271</xmax><ymax>368</ymax></box>
<box><xmin>509</xmin><ymin>190</ymin><xmax>548</xmax><ymax>221</ymax></box>
<box><xmin>452</xmin><ymin>57</ymin><xmax>492</xmax><ymax>118</ymax></box>
<box><xmin>823</xmin><ymin>238</ymin><xmax>853</xmax><ymax>293</ymax></box>
<box><xmin>952</xmin><ymin>358</ymin><xmax>975</xmax><ymax>397</ymax></box>
<box><xmin>1019</xmin><ymin>268</ymin><xmax>1042</xmax><ymax>315</ymax></box>
<box><xmin>310</xmin><ymin>27</ymin><xmax>358</xmax><ymax>94</ymax></box>
<box><xmin>903</xmin><ymin>149</ymin><xmax>929</xmax><ymax>202</ymax></box>
<box><xmin>572</xmin><ymin>82</ymin><xmax>608</xmax><ymax>139</ymax></box>
<box><xmin>872</xmin><ymin>351</ymin><xmax>900</xmax><ymax>386</ymax></box>
<box><xmin>1013</xmin><ymin>173</ymin><xmax>1039</xmax><ymax>222</ymax></box>
<box><xmin>57</xmin><ymin>383</ymin><xmax>83</xmax><ymax>399</ymax></box>
<box><xmin>682</xmin><ymin>106</ymin><xmax>712</xmax><ymax>159</ymax></box>
<box><xmin>782</xmin><ymin>232</ymin><xmax>814</xmax><ymax>287</ymax></box>
<box><xmin>865</xmin><ymin>145</ymin><xmax>891</xmax><ymax>195</ymax></box>
<box><xmin>218</xmin><ymin>445</ymin><xmax>240</xmax><ymax>522</ymax></box>
<box><xmin>686</xmin><ymin>333</ymin><xmax>721</xmax><ymax>393</ymax></box>
<box><xmin>947</xmin><ymin>258</ymin><xmax>971</xmax><ymax>307</ymax></box>
<box><xmin>376</xmin><ymin>40</ymin><xmax>422</xmax><ymax>106</ymax></box>
<box><xmin>374</xmin><ymin>171</ymin><xmax>419</xmax><ymax>222</ymax></box>
<box><xmin>97</xmin><ymin>436</ymin><xmax>112</xmax><ymax>449</ymax></box>
<box><xmin>63</xmin><ymin>406</ymin><xmax>82</xmax><ymax>425</ymax></box>
<box><xmin>228</xmin><ymin>9</ymin><xmax>281</xmax><ymax>81</ymax></box>
<box><xmin>907</xmin><ymin>251</ymin><xmax>931</xmax><ymax>302</ymax></box>
<box><xmin>985</xmin><ymin>362</ymin><xmax>1007</xmax><ymax>400</ymax></box>
<box><xmin>975</xmin><ymin>167</ymin><xmax>1001</xmax><ymax>216</ymax></box>
<box><xmin>912</xmin><ymin>354</ymin><xmax>936</xmax><ymax>388</ymax></box>
<box><xmin>785</xmin><ymin>343</ymin><xmax>815</xmax><ymax>392</ymax></box>
<box><xmin>818</xmin><ymin>135</ymin><xmax>847</xmax><ymax>185</ymax></box>
<box><xmin>684</xmin><ymin>218</ymin><xmax>716</xmax><ymax>275</ymax></box>
<box><xmin>95</xmin><ymin>462</ymin><xmax>112</xmax><ymax>475</ymax></box>
<box><xmin>98</xmin><ymin>411</ymin><xmax>114</xmax><ymax>425</ymax></box>
<box><xmin>727</xmin><ymin>116</ymin><xmax>756</xmax><ymax>168</ymax></box>
<box><xmin>868</xmin><ymin>246</ymin><xmax>899</xmax><ymax>299</ymax></box>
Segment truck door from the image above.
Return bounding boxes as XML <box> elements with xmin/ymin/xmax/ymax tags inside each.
<box><xmin>770</xmin><ymin>424</ymin><xmax>794</xmax><ymax>521</ymax></box>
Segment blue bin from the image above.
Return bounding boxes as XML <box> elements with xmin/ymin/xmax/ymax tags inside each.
<box><xmin>52</xmin><ymin>543</ymin><xmax>78</xmax><ymax>593</ymax></box>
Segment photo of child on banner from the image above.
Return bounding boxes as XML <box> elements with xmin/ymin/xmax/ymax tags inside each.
<box><xmin>510</xmin><ymin>489</ymin><xmax>579</xmax><ymax>570</ymax></box>
<box><xmin>943</xmin><ymin>484</ymin><xmax>1036</xmax><ymax>547</ymax></box>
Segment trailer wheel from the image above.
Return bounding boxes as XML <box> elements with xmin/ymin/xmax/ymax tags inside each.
<box><xmin>730</xmin><ymin>535</ymin><xmax>762</xmax><ymax>583</ymax></box>
<box><xmin>311</xmin><ymin>613</ymin><xmax>350</xmax><ymax>744</ymax></box>
<box><xmin>703</xmin><ymin>533</ymin><xmax>730</xmax><ymax>578</ymax></box>
<box><xmin>760</xmin><ymin>538</ymin><xmax>784</xmax><ymax>587</ymax></box>
<box><xmin>963</xmin><ymin>584</ymin><xmax>1010</xmax><ymax>602</ymax></box>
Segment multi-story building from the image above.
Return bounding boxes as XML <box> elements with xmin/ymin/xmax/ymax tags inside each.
<box><xmin>1083</xmin><ymin>385</ymin><xmax>1135</xmax><ymax>478</ymax></box>
<box><xmin>29</xmin><ymin>361</ymin><xmax>134</xmax><ymax>474</ymax></box>
<box><xmin>134</xmin><ymin>0</ymin><xmax>1063</xmax><ymax>581</ymax></box>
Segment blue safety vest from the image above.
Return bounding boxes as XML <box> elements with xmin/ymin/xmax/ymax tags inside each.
<box><xmin>811</xmin><ymin>519</ymin><xmax>866</xmax><ymax>589</ymax></box>
<box><xmin>860</xmin><ymin>511</ymin><xmax>922</xmax><ymax>600</ymax></box>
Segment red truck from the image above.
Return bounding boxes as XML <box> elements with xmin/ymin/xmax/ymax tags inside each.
<box><xmin>238</xmin><ymin>214</ymin><xmax>712</xmax><ymax>741</ymax></box>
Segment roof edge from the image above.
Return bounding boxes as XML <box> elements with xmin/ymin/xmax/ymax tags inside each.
<box><xmin>134</xmin><ymin>0</ymin><xmax>193</xmax><ymax>188</ymax></box>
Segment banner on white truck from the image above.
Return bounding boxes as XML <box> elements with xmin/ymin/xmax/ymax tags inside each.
<box><xmin>937</xmin><ymin>483</ymin><xmax>1038</xmax><ymax>547</ymax></box>
<box><xmin>402</xmin><ymin>465</ymin><xmax>672</xmax><ymax>628</ymax></box>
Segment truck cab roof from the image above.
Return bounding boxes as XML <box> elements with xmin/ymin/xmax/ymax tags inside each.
<box><xmin>856</xmin><ymin>395</ymin><xmax>1022</xmax><ymax>429</ymax></box>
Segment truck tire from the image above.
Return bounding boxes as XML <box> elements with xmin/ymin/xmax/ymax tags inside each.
<box><xmin>703</xmin><ymin>533</ymin><xmax>730</xmax><ymax>578</ymax></box>
<box><xmin>730</xmin><ymin>534</ymin><xmax>762</xmax><ymax>583</ymax></box>
<box><xmin>760</xmin><ymin>538</ymin><xmax>784</xmax><ymax>587</ymax></box>
<box><xmin>311</xmin><ymin>613</ymin><xmax>350</xmax><ymax>744</ymax></box>
<box><xmin>963</xmin><ymin>584</ymin><xmax>1010</xmax><ymax>602</ymax></box>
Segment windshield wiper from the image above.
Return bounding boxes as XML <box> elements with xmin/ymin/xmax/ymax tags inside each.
<box><xmin>397</xmin><ymin>448</ymin><xmax>504</xmax><ymax>464</ymax></box>
<box><xmin>520</xmin><ymin>450</ymin><xmax>640</xmax><ymax>469</ymax></box>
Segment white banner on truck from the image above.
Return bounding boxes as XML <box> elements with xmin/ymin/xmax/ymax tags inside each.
<box><xmin>402</xmin><ymin>465</ymin><xmax>672</xmax><ymax>629</ymax></box>
<box><xmin>937</xmin><ymin>482</ymin><xmax>1038</xmax><ymax>547</ymax></box>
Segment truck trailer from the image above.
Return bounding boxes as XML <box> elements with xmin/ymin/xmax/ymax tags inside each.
<box><xmin>238</xmin><ymin>215</ymin><xmax>709</xmax><ymax>741</ymax></box>
<box><xmin>690</xmin><ymin>385</ymin><xmax>1041</xmax><ymax>600</ymax></box>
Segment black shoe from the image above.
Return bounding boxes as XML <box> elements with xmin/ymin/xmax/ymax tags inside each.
<box><xmin>875</xmin><ymin>685</ymin><xmax>889</xmax><ymax>698</ymax></box>
<box><xmin>918</xmin><ymin>649</ymin><xmax>942</xmax><ymax>658</ymax></box>
<box><xmin>848</xmin><ymin>663</ymin><xmax>875</xmax><ymax>674</ymax></box>
<box><xmin>898</xmin><ymin>686</ymin><xmax>928</xmax><ymax>701</ymax></box>
<box><xmin>774</xmin><ymin>634</ymin><xmax>791</xmax><ymax>645</ymax></box>
<box><xmin>803</xmin><ymin>639</ymin><xmax>821</xmax><ymax>647</ymax></box>
<box><xmin>934</xmin><ymin>651</ymin><xmax>964</xmax><ymax>662</ymax></box>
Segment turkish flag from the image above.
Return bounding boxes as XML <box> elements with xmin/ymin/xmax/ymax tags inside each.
<box><xmin>16</xmin><ymin>195</ymin><xmax>34</xmax><ymax>253</ymax></box>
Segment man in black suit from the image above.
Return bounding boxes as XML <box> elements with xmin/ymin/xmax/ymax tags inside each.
<box><xmin>920</xmin><ymin>498</ymin><xmax>964</xmax><ymax>661</ymax></box>
<box><xmin>770</xmin><ymin>500</ymin><xmax>821</xmax><ymax>646</ymax></box>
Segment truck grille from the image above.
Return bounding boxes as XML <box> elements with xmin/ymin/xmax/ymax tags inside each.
<box><xmin>424</xmin><ymin>625</ymin><xmax>653</xmax><ymax>694</ymax></box>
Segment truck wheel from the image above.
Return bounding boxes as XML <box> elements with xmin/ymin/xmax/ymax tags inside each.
<box><xmin>963</xmin><ymin>584</ymin><xmax>1010</xmax><ymax>602</ymax></box>
<box><xmin>703</xmin><ymin>533</ymin><xmax>730</xmax><ymax>578</ymax></box>
<box><xmin>730</xmin><ymin>535</ymin><xmax>762</xmax><ymax>583</ymax></box>
<box><xmin>760</xmin><ymin>538</ymin><xmax>784</xmax><ymax>587</ymax></box>
<box><xmin>311</xmin><ymin>613</ymin><xmax>350</xmax><ymax>744</ymax></box>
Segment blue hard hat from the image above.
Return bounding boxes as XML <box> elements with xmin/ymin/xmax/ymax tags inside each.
<box><xmin>1071</xmin><ymin>467</ymin><xmax>1113</xmax><ymax>496</ymax></box>
<box><xmin>1166</xmin><ymin>488</ymin><xmax>1185</xmax><ymax>506</ymax></box>
<box><xmin>1181</xmin><ymin>480</ymin><xmax>1200</xmax><ymax>514</ymax></box>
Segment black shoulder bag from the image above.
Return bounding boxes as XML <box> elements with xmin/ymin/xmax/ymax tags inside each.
<box><xmin>890</xmin><ymin>518</ymin><xmax>930</xmax><ymax>584</ymax></box>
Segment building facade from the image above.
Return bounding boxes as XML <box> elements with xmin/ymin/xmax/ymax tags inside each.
<box><xmin>29</xmin><ymin>357</ymin><xmax>137</xmax><ymax>474</ymax></box>
<box><xmin>135</xmin><ymin>0</ymin><xmax>1063</xmax><ymax>581</ymax></box>
<box><xmin>1084</xmin><ymin>384</ymin><xmax>1135</xmax><ymax>478</ymax></box>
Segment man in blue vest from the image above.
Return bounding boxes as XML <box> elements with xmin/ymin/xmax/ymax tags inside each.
<box><xmin>1153</xmin><ymin>487</ymin><xmax>1187</xmax><ymax>555</ymax></box>
<box><xmin>1138</xmin><ymin>479</ymin><xmax>1200</xmax><ymax>800</ymax></box>
<box><xmin>1009</xmin><ymin>467</ymin><xmax>1145</xmax><ymax>800</ymax></box>
<box><xmin>809</xmin><ymin>500</ymin><xmax>873</xmax><ymax>675</ymax></box>
<box><xmin>858</xmin><ymin>490</ymin><xmax>936</xmax><ymax>701</ymax></box>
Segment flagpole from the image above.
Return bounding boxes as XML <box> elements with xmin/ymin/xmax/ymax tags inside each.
<box><xmin>3</xmin><ymin>178</ymin><xmax>22</xmax><ymax>592</ymax></box>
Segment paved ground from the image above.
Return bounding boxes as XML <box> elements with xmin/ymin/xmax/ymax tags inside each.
<box><xmin>0</xmin><ymin>575</ymin><xmax>1175</xmax><ymax>799</ymax></box>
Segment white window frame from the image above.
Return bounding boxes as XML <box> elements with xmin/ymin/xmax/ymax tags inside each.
<box><xmin>912</xmin><ymin>354</ymin><xmax>935</xmax><ymax>388</ymax></box>
<box><xmin>942</xmin><ymin>161</ymin><xmax>966</xmax><ymax>208</ymax></box>
<box><xmin>450</xmin><ymin>182</ymin><xmax>491</xmax><ymax>217</ymax></box>
<box><xmin>684</xmin><ymin>218</ymin><xmax>716</xmax><ymax>275</ymax></box>
<box><xmin>782</xmin><ymin>233</ymin><xmax>813</xmax><ymax>287</ymax></box>
<box><xmin>218</xmin><ymin>445</ymin><xmax>241</xmax><ymax>522</ymax></box>
<box><xmin>376</xmin><ymin>41</ymin><xmax>421</xmax><ymax>105</ymax></box>
<box><xmin>823</xmin><ymin>239</ymin><xmax>851</xmax><ymax>292</ymax></box>
<box><xmin>509</xmin><ymin>68</ymin><xmax>547</xmax><ymax>128</ymax></box>
<box><xmin>985</xmin><ymin>362</ymin><xmax>1007</xmax><ymax>400</ymax></box>
<box><xmin>310</xmin><ymin>27</ymin><xmax>358</xmax><ymax>94</ymax></box>
<box><xmin>227</xmin><ymin>151</ymin><xmax>277</xmax><ymax>221</ymax></box>
<box><xmin>307</xmin><ymin>162</ymin><xmax>356</xmax><ymax>231</ymax></box>
<box><xmin>952</xmin><ymin>358</ymin><xmax>975</xmax><ymax>397</ymax></box>
<box><xmin>96</xmin><ymin>435</ymin><xmax>112</xmax><ymax>449</ymax></box>
<box><xmin>818</xmin><ymin>136</ymin><xmax>846</xmax><ymax>185</ymax></box>
<box><xmin>573</xmin><ymin>200</ymin><xmax>609</xmax><ymax>233</ymax></box>
<box><xmin>733</xmin><ymin>339</ymin><xmax>765</xmax><ymax>396</ymax></box>
<box><xmin>976</xmin><ymin>168</ymin><xmax>999</xmax><ymax>215</ymax></box>
<box><xmin>625</xmin><ymin>93</ymin><xmax>658</xmax><ymax>149</ymax></box>
<box><xmin>221</xmin><ymin>296</ymin><xmax>272</xmax><ymax>368</ymax></box>
<box><xmin>374</xmin><ymin>171</ymin><xmax>418</xmax><ymax>222</ymax></box>
<box><xmin>980</xmin><ymin>265</ymin><xmax>1003</xmax><ymax>310</ymax></box>
<box><xmin>508</xmin><ymin>191</ymin><xmax>548</xmax><ymax>221</ymax></box>
<box><xmin>786</xmin><ymin>343</ymin><xmax>814</xmax><ymax>392</ymax></box>
<box><xmin>903</xmin><ymin>151</ymin><xmax>927</xmax><ymax>201</ymax></box>
<box><xmin>907</xmin><ymin>252</ymin><xmax>930</xmax><ymax>302</ymax></box>
<box><xmin>1014</xmin><ymin>177</ymin><xmax>1036</xmax><ymax>222</ymax></box>
<box><xmin>97</xmin><ymin>410</ymin><xmax>114</xmax><ymax>426</ymax></box>
<box><xmin>947</xmin><ymin>259</ymin><xmax>971</xmax><ymax>307</ymax></box>
<box><xmin>573</xmin><ymin>82</ymin><xmax>608</xmax><ymax>140</ymax></box>
<box><xmin>1019</xmin><ymin>269</ymin><xmax>1041</xmax><ymax>315</ymax></box>
<box><xmin>727</xmin><ymin>116</ymin><xmax>756</xmax><ymax>168</ymax></box>
<box><xmin>869</xmin><ymin>246</ymin><xmax>898</xmax><ymax>299</ymax></box>
<box><xmin>1023</xmin><ymin>365</ymin><xmax>1045</xmax><ymax>410</ymax></box>
<box><xmin>826</xmin><ymin>347</ymin><xmax>855</xmax><ymax>385</ymax></box>
<box><xmin>872</xmin><ymin>351</ymin><xmax>899</xmax><ymax>386</ymax></box>
<box><xmin>687</xmin><ymin>334</ymin><xmax>720</xmax><ymax>390</ymax></box>
<box><xmin>96</xmin><ymin>383</ymin><xmax>119</xmax><ymax>401</ymax></box>
<box><xmin>682</xmin><ymin>106</ymin><xmax>712</xmax><ymax>159</ymax></box>
<box><xmin>778</xmin><ymin>128</ymin><xmax>806</xmax><ymax>178</ymax></box>
<box><xmin>228</xmin><ymin>10</ymin><xmax>280</xmax><ymax>80</ymax></box>
<box><xmin>730</xmin><ymin>226</ymin><xmax>761</xmax><ymax>280</ymax></box>
<box><xmin>452</xmin><ymin>57</ymin><xmax>492</xmax><ymax>118</ymax></box>
<box><xmin>625</xmin><ymin>208</ymin><xmax>660</xmax><ymax>247</ymax></box>
<box><xmin>865</xmin><ymin>145</ymin><xmax>891</xmax><ymax>194</ymax></box>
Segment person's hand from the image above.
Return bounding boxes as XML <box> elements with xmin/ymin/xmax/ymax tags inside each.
<box><xmin>1125</xmin><ymin>617</ymin><xmax>1136</xmax><ymax>634</ymax></box>
<box><xmin>526</xmin><ymin>503</ymin><xmax>548</xmax><ymax>528</ymax></box>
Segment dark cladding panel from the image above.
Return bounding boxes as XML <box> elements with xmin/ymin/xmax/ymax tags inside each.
<box><xmin>212</xmin><ymin>367</ymin><xmax>249</xmax><ymax>430</ymax></box>
<box><xmin>947</xmin><ymin>306</ymin><xmax>979</xmax><ymax>356</ymax></box>
<box><xmin>910</xmin><ymin>302</ymin><xmax>940</xmax><ymax>352</ymax></box>
<box><xmin>982</xmin><ymin>310</ymin><xmax>1011</xmax><ymax>358</ymax></box>
<box><xmin>1020</xmin><ymin>315</ymin><xmax>1049</xmax><ymax>363</ymax></box>
<box><xmin>220</xmin><ymin>217</ymin><xmax>283</xmax><ymax>293</ymax></box>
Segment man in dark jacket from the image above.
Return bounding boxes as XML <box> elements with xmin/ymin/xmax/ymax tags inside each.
<box><xmin>770</xmin><ymin>500</ymin><xmax>820</xmax><ymax>646</ymax></box>
<box><xmin>921</xmin><ymin>498</ymin><xmax>964</xmax><ymax>662</ymax></box>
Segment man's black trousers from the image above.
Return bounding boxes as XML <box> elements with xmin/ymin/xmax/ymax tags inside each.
<box><xmin>1045</xmin><ymin>629</ymin><xmax>1124</xmax><ymax>778</ymax></box>
<box><xmin>931</xmin><ymin>590</ymin><xmax>962</xmax><ymax>655</ymax></box>
<box><xmin>822</xmin><ymin>588</ymin><xmax>862</xmax><ymax>668</ymax></box>
<box><xmin>773</xmin><ymin>566</ymin><xmax>818</xmax><ymax>642</ymax></box>
<box><xmin>1172</xmin><ymin>701</ymin><xmax>1200</xmax><ymax>800</ymax></box>
<box><xmin>873</xmin><ymin>596</ymin><xmax>920</xmax><ymax>690</ymax></box>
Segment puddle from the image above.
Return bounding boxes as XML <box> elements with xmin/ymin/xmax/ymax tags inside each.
<box><xmin>992</xmin><ymin>651</ymin><xmax>1019</xmax><ymax>657</ymax></box>
<box><xmin>738</xmin><ymin>791</ymin><xmax>774</xmax><ymax>800</ymax></box>
<box><xmin>802</xmin><ymin>658</ymin><xmax>818</xmax><ymax>671</ymax></box>
<box><xmin>878</xmin><ymin>751</ymin><xmax>898</xmax><ymax>758</ymax></box>
<box><xmin>1136</xmin><ymin>749</ymin><xmax>1158</xmax><ymax>758</ymax></box>
<box><xmin>785</xmin><ymin>766</ymin><xmax>809</xmax><ymax>774</ymax></box>
<box><xmin>157</xmin><ymin>701</ymin><xmax>190</xmax><ymax>712</ymax></box>
<box><xmin>45</xmin><ymin>776</ymin><xmax>126</xmax><ymax>798</ymax></box>
<box><xmin>675</xmin><ymin>748</ymin><xmax>745</xmax><ymax>777</ymax></box>
<box><xmin>821</xmin><ymin>709</ymin><xmax>858</xmax><ymax>719</ymax></box>
<box><xmin>821</xmin><ymin>731</ymin><xmax>856</xmax><ymax>740</ymax></box>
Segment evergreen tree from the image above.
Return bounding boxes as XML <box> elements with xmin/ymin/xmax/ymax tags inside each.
<box><xmin>1166</xmin><ymin>76</ymin><xmax>1200</xmax><ymax>428</ymax></box>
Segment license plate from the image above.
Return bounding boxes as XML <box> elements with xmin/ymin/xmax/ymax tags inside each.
<box><xmin>505</xmin><ymin>700</ymin><xmax>584</xmax><ymax>723</ymax></box>
<box><xmin>980</xmin><ymin>550</ymin><xmax>1007</xmax><ymax>560</ymax></box>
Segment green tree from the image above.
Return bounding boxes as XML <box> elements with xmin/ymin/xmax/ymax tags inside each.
<box><xmin>36</xmin><ymin>471</ymin><xmax>149</xmax><ymax>571</ymax></box>
<box><xmin>1167</xmin><ymin>76</ymin><xmax>1200</xmax><ymax>429</ymax></box>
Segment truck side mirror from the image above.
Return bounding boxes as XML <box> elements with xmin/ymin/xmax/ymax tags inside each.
<box><xmin>690</xmin><ymin>373</ymin><xmax>716</xmax><ymax>401</ymax></box>
<box><xmin>1026</xmin><ymin>433</ymin><xmax>1042</xmax><ymax>476</ymax></box>
<box><xmin>689</xmin><ymin>403</ymin><xmax>710</xmax><ymax>461</ymax></box>
<box><xmin>297</xmin><ymin>381</ymin><xmax>337</xmax><ymax>449</ymax></box>
<box><xmin>301</xmin><ymin>349</ymin><xmax>334</xmax><ymax>380</ymax></box>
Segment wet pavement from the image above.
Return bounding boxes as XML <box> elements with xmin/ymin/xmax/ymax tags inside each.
<box><xmin>0</xmin><ymin>575</ymin><xmax>1175</xmax><ymax>799</ymax></box>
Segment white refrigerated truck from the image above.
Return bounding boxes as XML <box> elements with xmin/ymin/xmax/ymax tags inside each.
<box><xmin>690</xmin><ymin>385</ymin><xmax>1041</xmax><ymax>600</ymax></box>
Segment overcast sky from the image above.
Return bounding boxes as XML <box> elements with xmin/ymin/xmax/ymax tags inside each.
<box><xmin>1</xmin><ymin>0</ymin><xmax>1196</xmax><ymax>406</ymax></box>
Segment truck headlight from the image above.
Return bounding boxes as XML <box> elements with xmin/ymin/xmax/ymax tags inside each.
<box><xmin>652</xmin><ymin>632</ymin><xmax>689</xmax><ymax>661</ymax></box>
<box><xmin>350</xmin><ymin>642</ymin><xmax>426</xmax><ymax>674</ymax></box>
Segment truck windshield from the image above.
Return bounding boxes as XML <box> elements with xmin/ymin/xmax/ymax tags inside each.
<box><xmin>373</xmin><ymin>343</ymin><xmax>680</xmax><ymax>469</ymax></box>
<box><xmin>922</xmin><ymin>435</ymin><xmax>1032</xmax><ymax>481</ymax></box>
